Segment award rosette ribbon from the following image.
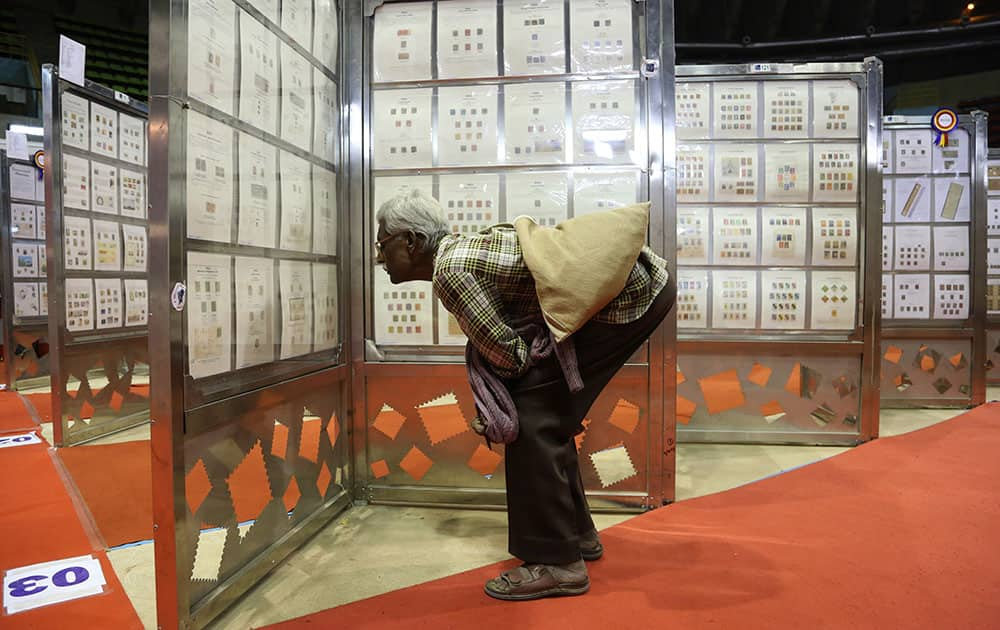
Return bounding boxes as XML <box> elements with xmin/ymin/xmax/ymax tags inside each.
<box><xmin>33</xmin><ymin>149</ymin><xmax>45</xmax><ymax>180</ymax></box>
<box><xmin>931</xmin><ymin>107</ymin><xmax>958</xmax><ymax>147</ymax></box>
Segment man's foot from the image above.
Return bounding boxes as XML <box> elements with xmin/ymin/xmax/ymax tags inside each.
<box><xmin>580</xmin><ymin>529</ymin><xmax>603</xmax><ymax>561</ymax></box>
<box><xmin>484</xmin><ymin>560</ymin><xmax>589</xmax><ymax>601</ymax></box>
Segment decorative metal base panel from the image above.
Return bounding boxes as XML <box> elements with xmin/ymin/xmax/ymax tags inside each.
<box><xmin>676</xmin><ymin>353</ymin><xmax>863</xmax><ymax>440</ymax></box>
<box><xmin>880</xmin><ymin>338</ymin><xmax>972</xmax><ymax>406</ymax></box>
<box><xmin>988</xmin><ymin>328</ymin><xmax>1000</xmax><ymax>385</ymax></box>
<box><xmin>365</xmin><ymin>365</ymin><xmax>652</xmax><ymax>503</ymax></box>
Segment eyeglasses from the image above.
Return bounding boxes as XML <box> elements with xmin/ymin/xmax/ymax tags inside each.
<box><xmin>374</xmin><ymin>231</ymin><xmax>404</xmax><ymax>255</ymax></box>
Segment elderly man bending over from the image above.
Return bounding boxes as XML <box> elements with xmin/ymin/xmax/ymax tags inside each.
<box><xmin>375</xmin><ymin>189</ymin><xmax>675</xmax><ymax>601</ymax></box>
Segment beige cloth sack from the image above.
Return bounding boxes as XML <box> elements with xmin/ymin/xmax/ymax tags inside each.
<box><xmin>514</xmin><ymin>201</ymin><xmax>650</xmax><ymax>342</ymax></box>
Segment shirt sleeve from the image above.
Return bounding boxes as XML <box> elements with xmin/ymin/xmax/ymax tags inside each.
<box><xmin>434</xmin><ymin>269</ymin><xmax>530</xmax><ymax>378</ymax></box>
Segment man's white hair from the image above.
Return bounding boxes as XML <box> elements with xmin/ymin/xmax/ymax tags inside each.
<box><xmin>376</xmin><ymin>189</ymin><xmax>450</xmax><ymax>253</ymax></box>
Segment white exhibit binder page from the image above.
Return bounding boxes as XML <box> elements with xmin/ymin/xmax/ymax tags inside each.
<box><xmin>893</xmin><ymin>176</ymin><xmax>931</xmax><ymax>223</ymax></box>
<box><xmin>893</xmin><ymin>224</ymin><xmax>931</xmax><ymax>271</ymax></box>
<box><xmin>235</xmin><ymin>256</ymin><xmax>276</xmax><ymax>368</ymax></box>
<box><xmin>712</xmin><ymin>82</ymin><xmax>758</xmax><ymax>139</ymax></box>
<box><xmin>63</xmin><ymin>215</ymin><xmax>93</xmax><ymax>270</ymax></box>
<box><xmin>187</xmin><ymin>252</ymin><xmax>233</xmax><ymax>377</ymax></box>
<box><xmin>893</xmin><ymin>129</ymin><xmax>932</xmax><ymax>174</ymax></box>
<box><xmin>933</xmin><ymin>274</ymin><xmax>969</xmax><ymax>320</ymax></box>
<box><xmin>89</xmin><ymin>101</ymin><xmax>118</xmax><ymax>159</ymax></box>
<box><xmin>505</xmin><ymin>171</ymin><xmax>569</xmax><ymax>228</ymax></box>
<box><xmin>186</xmin><ymin>110</ymin><xmax>234</xmax><ymax>242</ymax></box>
<box><xmin>934</xmin><ymin>178</ymin><xmax>971</xmax><ymax>222</ymax></box>
<box><xmin>437</xmin><ymin>85</ymin><xmax>499</xmax><ymax>166</ymax></box>
<box><xmin>810</xmin><ymin>207</ymin><xmax>858</xmax><ymax>267</ymax></box>
<box><xmin>711</xmin><ymin>206</ymin><xmax>757</xmax><ymax>266</ymax></box>
<box><xmin>760</xmin><ymin>207</ymin><xmax>807</xmax><ymax>266</ymax></box>
<box><xmin>676</xmin><ymin>82</ymin><xmax>710</xmax><ymax>140</ymax></box>
<box><xmin>812</xmin><ymin>143</ymin><xmax>858</xmax><ymax>202</ymax></box>
<box><xmin>65</xmin><ymin>278</ymin><xmax>95</xmax><ymax>332</ymax></box>
<box><xmin>812</xmin><ymin>80</ymin><xmax>859</xmax><ymax>138</ymax></box>
<box><xmin>237</xmin><ymin>131</ymin><xmax>278</xmax><ymax>248</ymax></box>
<box><xmin>760</xmin><ymin>269</ymin><xmax>806</xmax><ymax>330</ymax></box>
<box><xmin>503</xmin><ymin>0</ymin><xmax>565</xmax><ymax>76</ymax></box>
<box><xmin>373</xmin><ymin>88</ymin><xmax>433</xmax><ymax>169</ymax></box>
<box><xmin>239</xmin><ymin>10</ymin><xmax>280</xmax><ymax>135</ymax></box>
<box><xmin>933</xmin><ymin>128</ymin><xmax>970</xmax><ymax>174</ymax></box>
<box><xmin>573</xmin><ymin>170</ymin><xmax>638</xmax><ymax>216</ymax></box>
<box><xmin>120</xmin><ymin>169</ymin><xmax>146</xmax><ymax>219</ymax></box>
<box><xmin>313</xmin><ymin>0</ymin><xmax>339</xmax><ymax>72</ymax></box>
<box><xmin>92</xmin><ymin>219</ymin><xmax>122</xmax><ymax>272</ymax></box>
<box><xmin>280</xmin><ymin>43</ymin><xmax>313</xmax><ymax>152</ymax></box>
<box><xmin>95</xmin><ymin>278</ymin><xmax>124</xmax><ymax>329</ymax></box>
<box><xmin>932</xmin><ymin>225</ymin><xmax>970</xmax><ymax>271</ymax></box>
<box><xmin>714</xmin><ymin>144</ymin><xmax>758</xmax><ymax>202</ymax></box>
<box><xmin>762</xmin><ymin>81</ymin><xmax>808</xmax><ymax>139</ymax></box>
<box><xmin>61</xmin><ymin>91</ymin><xmax>90</xmax><ymax>150</ymax></box>
<box><xmin>503</xmin><ymin>82</ymin><xmax>566</xmax><ymax>164</ymax></box>
<box><xmin>188</xmin><ymin>0</ymin><xmax>237</xmax><ymax>115</ymax></box>
<box><xmin>571</xmin><ymin>80</ymin><xmax>636</xmax><ymax>163</ymax></box>
<box><xmin>118</xmin><ymin>113</ymin><xmax>145</xmax><ymax>166</ymax></box>
<box><xmin>569</xmin><ymin>0</ymin><xmax>632</xmax><ymax>73</ymax></box>
<box><xmin>372</xmin><ymin>1</ymin><xmax>432</xmax><ymax>82</ymax></box>
<box><xmin>281</xmin><ymin>0</ymin><xmax>312</xmax><ymax>46</ymax></box>
<box><xmin>373</xmin><ymin>175</ymin><xmax>433</xmax><ymax>232</ymax></box>
<box><xmin>124</xmin><ymin>279</ymin><xmax>148</xmax><ymax>326</ymax></box>
<box><xmin>122</xmin><ymin>224</ymin><xmax>148</xmax><ymax>272</ymax></box>
<box><xmin>373</xmin><ymin>270</ymin><xmax>433</xmax><ymax>345</ymax></box>
<box><xmin>711</xmin><ymin>269</ymin><xmax>757</xmax><ymax>329</ymax></box>
<box><xmin>9</xmin><ymin>163</ymin><xmax>38</xmax><ymax>201</ymax></box>
<box><xmin>893</xmin><ymin>273</ymin><xmax>930</xmax><ymax>319</ymax></box>
<box><xmin>676</xmin><ymin>269</ymin><xmax>709</xmax><ymax>329</ymax></box>
<box><xmin>63</xmin><ymin>154</ymin><xmax>91</xmax><ymax>211</ymax></box>
<box><xmin>677</xmin><ymin>144</ymin><xmax>710</xmax><ymax>202</ymax></box>
<box><xmin>13</xmin><ymin>282</ymin><xmax>40</xmax><ymax>318</ymax></box>
<box><xmin>438</xmin><ymin>173</ymin><xmax>500</xmax><ymax>236</ymax></box>
<box><xmin>437</xmin><ymin>0</ymin><xmax>498</xmax><ymax>79</ymax></box>
<box><xmin>763</xmin><ymin>144</ymin><xmax>810</xmax><ymax>202</ymax></box>
<box><xmin>677</xmin><ymin>207</ymin><xmax>709</xmax><ymax>265</ymax></box>
<box><xmin>312</xmin><ymin>262</ymin><xmax>339</xmax><ymax>351</ymax></box>
<box><xmin>90</xmin><ymin>160</ymin><xmax>119</xmax><ymax>215</ymax></box>
<box><xmin>313</xmin><ymin>69</ymin><xmax>338</xmax><ymax>164</ymax></box>
<box><xmin>279</xmin><ymin>150</ymin><xmax>313</xmax><ymax>253</ymax></box>
<box><xmin>810</xmin><ymin>270</ymin><xmax>856</xmax><ymax>330</ymax></box>
<box><xmin>279</xmin><ymin>259</ymin><xmax>313</xmax><ymax>358</ymax></box>
<box><xmin>312</xmin><ymin>165</ymin><xmax>338</xmax><ymax>256</ymax></box>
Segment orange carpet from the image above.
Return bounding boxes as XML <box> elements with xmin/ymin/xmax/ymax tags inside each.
<box><xmin>269</xmin><ymin>404</ymin><xmax>1000</xmax><ymax>630</ymax></box>
<box><xmin>57</xmin><ymin>442</ymin><xmax>155</xmax><ymax>547</ymax></box>
<box><xmin>0</xmin><ymin>391</ymin><xmax>39</xmax><ymax>433</ymax></box>
<box><xmin>0</xmin><ymin>428</ymin><xmax>141</xmax><ymax>626</ymax></box>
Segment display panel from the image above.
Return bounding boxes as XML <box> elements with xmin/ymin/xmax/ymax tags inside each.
<box><xmin>372</xmin><ymin>1</ymin><xmax>433</xmax><ymax>82</ymax></box>
<box><xmin>504</xmin><ymin>171</ymin><xmax>568</xmax><ymax>227</ymax></box>
<box><xmin>569</xmin><ymin>0</ymin><xmax>633</xmax><ymax>74</ymax></box>
<box><xmin>503</xmin><ymin>82</ymin><xmax>566</xmax><ymax>164</ymax></box>
<box><xmin>503</xmin><ymin>0</ymin><xmax>565</xmax><ymax>76</ymax></box>
<box><xmin>437</xmin><ymin>0</ymin><xmax>498</xmax><ymax>79</ymax></box>
<box><xmin>436</xmin><ymin>85</ymin><xmax>499</xmax><ymax>166</ymax></box>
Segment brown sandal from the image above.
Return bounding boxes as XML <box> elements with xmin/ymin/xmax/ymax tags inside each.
<box><xmin>484</xmin><ymin>565</ymin><xmax>590</xmax><ymax>601</ymax></box>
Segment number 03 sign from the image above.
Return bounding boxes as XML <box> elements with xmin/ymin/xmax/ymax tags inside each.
<box><xmin>3</xmin><ymin>555</ymin><xmax>107</xmax><ymax>615</ymax></box>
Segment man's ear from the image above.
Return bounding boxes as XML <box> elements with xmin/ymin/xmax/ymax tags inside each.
<box><xmin>405</xmin><ymin>230</ymin><xmax>418</xmax><ymax>251</ymax></box>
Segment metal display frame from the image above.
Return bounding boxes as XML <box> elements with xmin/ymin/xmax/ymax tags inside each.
<box><xmin>148</xmin><ymin>0</ymin><xmax>351</xmax><ymax>627</ymax></box>
<box><xmin>1</xmin><ymin>148</ymin><xmax>51</xmax><ymax>390</ymax></box>
<box><xmin>353</xmin><ymin>0</ymin><xmax>676</xmax><ymax>510</ymax></box>
<box><xmin>880</xmin><ymin>113</ymin><xmax>988</xmax><ymax>409</ymax></box>
<box><xmin>674</xmin><ymin>60</ymin><xmax>884</xmax><ymax>445</ymax></box>
<box><xmin>986</xmin><ymin>148</ymin><xmax>1000</xmax><ymax>386</ymax></box>
<box><xmin>41</xmin><ymin>67</ymin><xmax>153</xmax><ymax>445</ymax></box>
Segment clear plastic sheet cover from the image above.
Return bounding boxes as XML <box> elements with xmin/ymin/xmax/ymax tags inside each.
<box><xmin>436</xmin><ymin>85</ymin><xmax>499</xmax><ymax>166</ymax></box>
<box><xmin>711</xmin><ymin>269</ymin><xmax>757</xmax><ymax>329</ymax></box>
<box><xmin>676</xmin><ymin>82</ymin><xmax>710</xmax><ymax>140</ymax></box>
<box><xmin>763</xmin><ymin>144</ymin><xmax>809</xmax><ymax>201</ymax></box>
<box><xmin>9</xmin><ymin>163</ymin><xmax>39</xmax><ymax>201</ymax></box>
<box><xmin>236</xmin><ymin>131</ymin><xmax>278</xmax><ymax>248</ymax></box>
<box><xmin>438</xmin><ymin>173</ymin><xmax>500</xmax><ymax>236</ymax></box>
<box><xmin>188</xmin><ymin>0</ymin><xmax>237</xmax><ymax>116</ymax></box>
<box><xmin>186</xmin><ymin>252</ymin><xmax>233</xmax><ymax>378</ymax></box>
<box><xmin>812</xmin><ymin>80</ymin><xmax>859</xmax><ymax>139</ymax></box>
<box><xmin>811</xmin><ymin>143</ymin><xmax>858</xmax><ymax>203</ymax></box>
<box><xmin>711</xmin><ymin>206</ymin><xmax>757</xmax><ymax>266</ymax></box>
<box><xmin>238</xmin><ymin>9</ymin><xmax>280</xmax><ymax>135</ymax></box>
<box><xmin>235</xmin><ymin>256</ymin><xmax>276</xmax><ymax>369</ymax></box>
<box><xmin>762</xmin><ymin>81</ymin><xmax>808</xmax><ymax>139</ymax></box>
<box><xmin>893</xmin><ymin>273</ymin><xmax>930</xmax><ymax>319</ymax></box>
<box><xmin>373</xmin><ymin>88</ymin><xmax>433</xmax><ymax>169</ymax></box>
<box><xmin>312</xmin><ymin>70</ymin><xmax>338</xmax><ymax>164</ymax></box>
<box><xmin>312</xmin><ymin>262</ymin><xmax>339</xmax><ymax>351</ymax></box>
<box><xmin>186</xmin><ymin>110</ymin><xmax>235</xmax><ymax>242</ymax></box>
<box><xmin>95</xmin><ymin>278</ymin><xmax>124</xmax><ymax>329</ymax></box>
<box><xmin>893</xmin><ymin>129</ymin><xmax>932</xmax><ymax>174</ymax></box>
<box><xmin>373</xmin><ymin>270</ymin><xmax>433</xmax><ymax>345</ymax></box>
<box><xmin>569</xmin><ymin>0</ymin><xmax>633</xmax><ymax>74</ymax></box>
<box><xmin>280</xmin><ymin>43</ymin><xmax>313</xmax><ymax>152</ymax></box>
<box><xmin>809</xmin><ymin>269</ymin><xmax>856</xmax><ymax>330</ymax></box>
<box><xmin>760</xmin><ymin>207</ymin><xmax>807</xmax><ymax>267</ymax></box>
<box><xmin>436</xmin><ymin>0</ymin><xmax>498</xmax><ymax>79</ymax></box>
<box><xmin>279</xmin><ymin>150</ymin><xmax>312</xmax><ymax>253</ymax></box>
<box><xmin>572</xmin><ymin>169</ymin><xmax>638</xmax><ymax>216</ymax></box>
<box><xmin>571</xmin><ymin>80</ymin><xmax>636</xmax><ymax>164</ymax></box>
<box><xmin>503</xmin><ymin>0</ymin><xmax>566</xmax><ymax>76</ymax></box>
<box><xmin>712</xmin><ymin>82</ymin><xmax>758</xmax><ymax>139</ymax></box>
<box><xmin>713</xmin><ymin>143</ymin><xmax>757</xmax><ymax>202</ymax></box>
<box><xmin>313</xmin><ymin>0</ymin><xmax>339</xmax><ymax>72</ymax></box>
<box><xmin>503</xmin><ymin>82</ymin><xmax>566</xmax><ymax>164</ymax></box>
<box><xmin>810</xmin><ymin>207</ymin><xmax>858</xmax><ymax>267</ymax></box>
<box><xmin>13</xmin><ymin>282</ymin><xmax>40</xmax><ymax>318</ymax></box>
<box><xmin>933</xmin><ymin>274</ymin><xmax>970</xmax><ymax>320</ymax></box>
<box><xmin>372</xmin><ymin>1</ymin><xmax>433</xmax><ymax>82</ymax></box>
<box><xmin>760</xmin><ymin>269</ymin><xmax>806</xmax><ymax>330</ymax></box>
<box><xmin>504</xmin><ymin>171</ymin><xmax>568</xmax><ymax>227</ymax></box>
<box><xmin>677</xmin><ymin>206</ymin><xmax>708</xmax><ymax>265</ymax></box>
<box><xmin>61</xmin><ymin>91</ymin><xmax>89</xmax><ymax>150</ymax></box>
<box><xmin>677</xmin><ymin>144</ymin><xmax>709</xmax><ymax>202</ymax></box>
<box><xmin>676</xmin><ymin>268</ymin><xmax>709</xmax><ymax>329</ymax></box>
<box><xmin>311</xmin><ymin>164</ymin><xmax>338</xmax><ymax>256</ymax></box>
<box><xmin>281</xmin><ymin>0</ymin><xmax>312</xmax><ymax>47</ymax></box>
<box><xmin>279</xmin><ymin>260</ymin><xmax>313</xmax><ymax>358</ymax></box>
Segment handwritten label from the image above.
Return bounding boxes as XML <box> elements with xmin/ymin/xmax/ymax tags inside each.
<box><xmin>0</xmin><ymin>432</ymin><xmax>42</xmax><ymax>449</ymax></box>
<box><xmin>3</xmin><ymin>555</ymin><xmax>106</xmax><ymax>615</ymax></box>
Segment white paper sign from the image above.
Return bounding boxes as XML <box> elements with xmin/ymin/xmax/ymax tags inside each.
<box><xmin>59</xmin><ymin>35</ymin><xmax>87</xmax><ymax>87</ymax></box>
<box><xmin>0</xmin><ymin>432</ymin><xmax>43</xmax><ymax>449</ymax></box>
<box><xmin>9</xmin><ymin>164</ymin><xmax>37</xmax><ymax>201</ymax></box>
<box><xmin>3</xmin><ymin>554</ymin><xmax>106</xmax><ymax>615</ymax></box>
<box><xmin>7</xmin><ymin>131</ymin><xmax>28</xmax><ymax>160</ymax></box>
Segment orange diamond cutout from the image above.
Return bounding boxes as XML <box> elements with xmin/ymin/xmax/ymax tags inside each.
<box><xmin>282</xmin><ymin>477</ymin><xmax>301</xmax><ymax>513</ymax></box>
<box><xmin>272</xmin><ymin>422</ymin><xmax>290</xmax><ymax>460</ymax></box>
<box><xmin>676</xmin><ymin>368</ymin><xmax>686</xmax><ymax>385</ymax></box>
<box><xmin>317</xmin><ymin>464</ymin><xmax>333</xmax><ymax>498</ymax></box>
<box><xmin>677</xmin><ymin>395</ymin><xmax>697</xmax><ymax>425</ymax></box>
<box><xmin>949</xmin><ymin>352</ymin><xmax>965</xmax><ymax>368</ymax></box>
<box><xmin>399</xmin><ymin>446</ymin><xmax>433</xmax><ymax>482</ymax></box>
<box><xmin>300</xmin><ymin>419</ymin><xmax>321</xmax><ymax>464</ymax></box>
<box><xmin>109</xmin><ymin>391</ymin><xmax>125</xmax><ymax>411</ymax></box>
<box><xmin>372</xmin><ymin>405</ymin><xmax>407</xmax><ymax>440</ymax></box>
<box><xmin>185</xmin><ymin>459</ymin><xmax>212</xmax><ymax>515</ymax></box>
<box><xmin>608</xmin><ymin>399</ymin><xmax>640</xmax><ymax>434</ymax></box>
<box><xmin>326</xmin><ymin>414</ymin><xmax>340</xmax><ymax>448</ymax></box>
<box><xmin>228</xmin><ymin>442</ymin><xmax>272</xmax><ymax>522</ymax></box>
<box><xmin>920</xmin><ymin>355</ymin><xmax>936</xmax><ymax>372</ymax></box>
<box><xmin>747</xmin><ymin>362</ymin><xmax>772</xmax><ymax>387</ymax></box>
<box><xmin>467</xmin><ymin>445</ymin><xmax>503</xmax><ymax>476</ymax></box>
<box><xmin>698</xmin><ymin>369</ymin><xmax>746</xmax><ymax>414</ymax></box>
<box><xmin>371</xmin><ymin>459</ymin><xmax>390</xmax><ymax>479</ymax></box>
<box><xmin>79</xmin><ymin>401</ymin><xmax>95</xmax><ymax>420</ymax></box>
<box><xmin>417</xmin><ymin>394</ymin><xmax>468</xmax><ymax>445</ymax></box>
<box><xmin>575</xmin><ymin>418</ymin><xmax>592</xmax><ymax>452</ymax></box>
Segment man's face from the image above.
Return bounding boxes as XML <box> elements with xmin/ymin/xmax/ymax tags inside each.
<box><xmin>376</xmin><ymin>219</ymin><xmax>414</xmax><ymax>284</ymax></box>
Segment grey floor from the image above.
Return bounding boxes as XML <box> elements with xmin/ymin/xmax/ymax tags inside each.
<box><xmin>86</xmin><ymin>395</ymin><xmax>996</xmax><ymax>630</ymax></box>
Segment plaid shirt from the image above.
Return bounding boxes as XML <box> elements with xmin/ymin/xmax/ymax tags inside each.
<box><xmin>433</xmin><ymin>226</ymin><xmax>669</xmax><ymax>378</ymax></box>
